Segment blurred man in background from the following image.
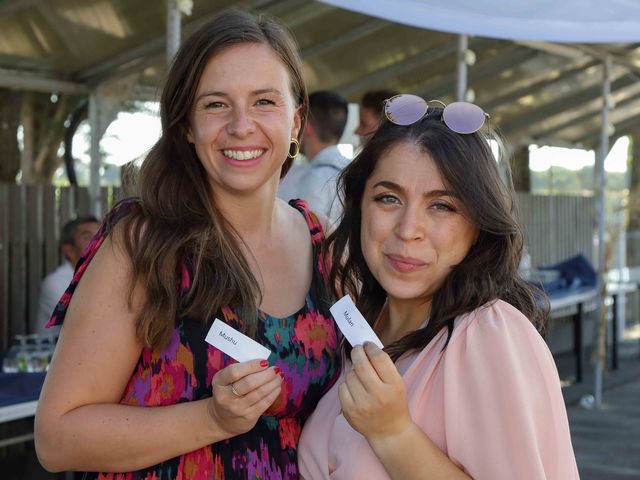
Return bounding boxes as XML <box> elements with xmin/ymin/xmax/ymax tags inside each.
<box><xmin>354</xmin><ymin>89</ymin><xmax>398</xmax><ymax>140</ymax></box>
<box><xmin>37</xmin><ymin>216</ymin><xmax>100</xmax><ymax>335</ymax></box>
<box><xmin>280</xmin><ymin>90</ymin><xmax>350</xmax><ymax>225</ymax></box>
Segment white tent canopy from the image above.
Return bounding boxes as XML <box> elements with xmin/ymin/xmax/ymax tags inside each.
<box><xmin>319</xmin><ymin>0</ymin><xmax>640</xmax><ymax>43</ymax></box>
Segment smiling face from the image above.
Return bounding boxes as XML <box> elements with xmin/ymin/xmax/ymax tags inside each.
<box><xmin>187</xmin><ymin>42</ymin><xmax>302</xmax><ymax>196</ymax></box>
<box><xmin>360</xmin><ymin>141</ymin><xmax>479</xmax><ymax>306</ymax></box>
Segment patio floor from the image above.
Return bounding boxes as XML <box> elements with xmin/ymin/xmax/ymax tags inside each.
<box><xmin>560</xmin><ymin>331</ymin><xmax>640</xmax><ymax>479</ymax></box>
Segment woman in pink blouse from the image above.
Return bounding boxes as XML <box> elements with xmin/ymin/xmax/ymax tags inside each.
<box><xmin>298</xmin><ymin>95</ymin><xmax>579</xmax><ymax>479</ymax></box>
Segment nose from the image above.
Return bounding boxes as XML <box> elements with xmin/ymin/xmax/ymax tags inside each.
<box><xmin>394</xmin><ymin>205</ymin><xmax>425</xmax><ymax>241</ymax></box>
<box><xmin>227</xmin><ymin>106</ymin><xmax>255</xmax><ymax>137</ymax></box>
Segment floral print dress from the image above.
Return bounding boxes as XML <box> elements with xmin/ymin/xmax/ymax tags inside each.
<box><xmin>47</xmin><ymin>199</ymin><xmax>341</xmax><ymax>480</ymax></box>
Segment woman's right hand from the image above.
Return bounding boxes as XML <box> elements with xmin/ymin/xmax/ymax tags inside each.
<box><xmin>208</xmin><ymin>360</ymin><xmax>283</xmax><ymax>436</ymax></box>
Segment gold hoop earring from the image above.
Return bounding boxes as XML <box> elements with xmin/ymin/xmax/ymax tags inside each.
<box><xmin>287</xmin><ymin>138</ymin><xmax>300</xmax><ymax>159</ymax></box>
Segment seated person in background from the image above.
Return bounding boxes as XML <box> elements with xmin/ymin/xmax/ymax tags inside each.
<box><xmin>35</xmin><ymin>10</ymin><xmax>340</xmax><ymax>478</ymax></box>
<box><xmin>280</xmin><ymin>90</ymin><xmax>351</xmax><ymax>225</ymax></box>
<box><xmin>37</xmin><ymin>216</ymin><xmax>100</xmax><ymax>335</ymax></box>
<box><xmin>354</xmin><ymin>89</ymin><xmax>398</xmax><ymax>141</ymax></box>
<box><xmin>299</xmin><ymin>94</ymin><xmax>578</xmax><ymax>479</ymax></box>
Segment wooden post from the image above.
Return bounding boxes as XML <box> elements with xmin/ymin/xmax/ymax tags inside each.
<box><xmin>20</xmin><ymin>92</ymin><xmax>34</xmax><ymax>184</ymax></box>
<box><xmin>9</xmin><ymin>186</ymin><xmax>27</xmax><ymax>340</ymax></box>
<box><xmin>167</xmin><ymin>0</ymin><xmax>181</xmax><ymax>65</ymax></box>
<box><xmin>26</xmin><ymin>187</ymin><xmax>44</xmax><ymax>333</ymax></box>
<box><xmin>593</xmin><ymin>55</ymin><xmax>612</xmax><ymax>407</ymax></box>
<box><xmin>0</xmin><ymin>184</ymin><xmax>9</xmax><ymax>349</ymax></box>
<box><xmin>456</xmin><ymin>35</ymin><xmax>468</xmax><ymax>102</ymax></box>
<box><xmin>511</xmin><ymin>145</ymin><xmax>531</xmax><ymax>192</ymax></box>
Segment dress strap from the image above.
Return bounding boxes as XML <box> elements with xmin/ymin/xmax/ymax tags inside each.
<box><xmin>288</xmin><ymin>199</ymin><xmax>325</xmax><ymax>239</ymax></box>
<box><xmin>288</xmin><ymin>198</ymin><xmax>331</xmax><ymax>287</ymax></box>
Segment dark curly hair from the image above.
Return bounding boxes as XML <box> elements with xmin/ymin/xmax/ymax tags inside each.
<box><xmin>328</xmin><ymin>108</ymin><xmax>548</xmax><ymax>361</ymax></box>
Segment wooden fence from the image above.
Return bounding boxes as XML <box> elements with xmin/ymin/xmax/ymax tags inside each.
<box><xmin>0</xmin><ymin>187</ymin><xmax>597</xmax><ymax>349</ymax></box>
<box><xmin>0</xmin><ymin>184</ymin><xmax>124</xmax><ymax>349</ymax></box>
<box><xmin>516</xmin><ymin>193</ymin><xmax>596</xmax><ymax>268</ymax></box>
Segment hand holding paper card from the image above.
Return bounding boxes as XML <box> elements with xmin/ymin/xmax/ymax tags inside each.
<box><xmin>205</xmin><ymin>318</ymin><xmax>272</xmax><ymax>363</ymax></box>
<box><xmin>329</xmin><ymin>295</ymin><xmax>384</xmax><ymax>348</ymax></box>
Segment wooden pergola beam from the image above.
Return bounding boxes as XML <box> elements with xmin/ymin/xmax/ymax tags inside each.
<box><xmin>0</xmin><ymin>67</ymin><xmax>88</xmax><ymax>94</ymax></box>
<box><xmin>0</xmin><ymin>0</ymin><xmax>37</xmax><ymax>16</ymax></box>
<box><xmin>334</xmin><ymin>40</ymin><xmax>497</xmax><ymax>97</ymax></box>
<box><xmin>482</xmin><ymin>58</ymin><xmax>599</xmax><ymax>111</ymax></box>
<box><xmin>515</xmin><ymin>41</ymin><xmax>588</xmax><ymax>60</ymax></box>
<box><xmin>500</xmin><ymin>70</ymin><xmax>633</xmax><ymax>137</ymax></box>
<box><xmin>530</xmin><ymin>85</ymin><xmax>640</xmax><ymax>140</ymax></box>
<box><xmin>418</xmin><ymin>46</ymin><xmax>539</xmax><ymax>99</ymax></box>
<box><xmin>277</xmin><ymin>0</ymin><xmax>335</xmax><ymax>28</ymax></box>
<box><xmin>575</xmin><ymin>44</ymin><xmax>640</xmax><ymax>75</ymax></box>
<box><xmin>572</xmin><ymin>96</ymin><xmax>640</xmax><ymax>144</ymax></box>
<box><xmin>518</xmin><ymin>40</ymin><xmax>640</xmax><ymax>78</ymax></box>
<box><xmin>301</xmin><ymin>19</ymin><xmax>389</xmax><ymax>60</ymax></box>
<box><xmin>33</xmin><ymin>1</ymin><xmax>81</xmax><ymax>61</ymax></box>
<box><xmin>74</xmin><ymin>0</ymin><xmax>316</xmax><ymax>85</ymax></box>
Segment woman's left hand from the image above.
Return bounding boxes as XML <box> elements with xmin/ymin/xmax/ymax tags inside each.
<box><xmin>338</xmin><ymin>342</ymin><xmax>413</xmax><ymax>440</ymax></box>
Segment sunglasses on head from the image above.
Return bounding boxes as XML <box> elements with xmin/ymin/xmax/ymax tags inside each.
<box><xmin>384</xmin><ymin>94</ymin><xmax>489</xmax><ymax>134</ymax></box>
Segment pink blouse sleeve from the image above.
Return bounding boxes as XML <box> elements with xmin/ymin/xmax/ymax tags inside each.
<box><xmin>442</xmin><ymin>302</ymin><xmax>580</xmax><ymax>479</ymax></box>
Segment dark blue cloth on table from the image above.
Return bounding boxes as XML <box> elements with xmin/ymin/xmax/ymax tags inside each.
<box><xmin>538</xmin><ymin>253</ymin><xmax>598</xmax><ymax>292</ymax></box>
<box><xmin>0</xmin><ymin>372</ymin><xmax>46</xmax><ymax>407</ymax></box>
<box><xmin>533</xmin><ymin>276</ymin><xmax>566</xmax><ymax>295</ymax></box>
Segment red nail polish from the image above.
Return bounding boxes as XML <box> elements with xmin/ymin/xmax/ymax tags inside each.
<box><xmin>279</xmin><ymin>372</ymin><xmax>285</xmax><ymax>379</ymax></box>
<box><xmin>274</xmin><ymin>367</ymin><xmax>281</xmax><ymax>374</ymax></box>
<box><xmin>260</xmin><ymin>360</ymin><xmax>268</xmax><ymax>367</ymax></box>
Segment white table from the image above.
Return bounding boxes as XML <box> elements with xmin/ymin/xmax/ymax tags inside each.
<box><xmin>0</xmin><ymin>400</ymin><xmax>37</xmax><ymax>423</ymax></box>
<box><xmin>0</xmin><ymin>370</ymin><xmax>45</xmax><ymax>450</ymax></box>
<box><xmin>549</xmin><ymin>287</ymin><xmax>598</xmax><ymax>382</ymax></box>
<box><xmin>548</xmin><ymin>282</ymin><xmax>638</xmax><ymax>382</ymax></box>
<box><xmin>0</xmin><ymin>400</ymin><xmax>38</xmax><ymax>448</ymax></box>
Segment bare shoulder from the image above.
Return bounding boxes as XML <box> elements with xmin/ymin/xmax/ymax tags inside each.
<box><xmin>282</xmin><ymin>198</ymin><xmax>331</xmax><ymax>233</ymax></box>
<box><xmin>37</xmin><ymin>230</ymin><xmax>145</xmax><ymax>418</ymax></box>
<box><xmin>278</xmin><ymin>198</ymin><xmax>311</xmax><ymax>233</ymax></box>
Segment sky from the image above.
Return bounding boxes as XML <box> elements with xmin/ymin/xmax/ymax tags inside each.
<box><xmin>529</xmin><ymin>136</ymin><xmax>630</xmax><ymax>173</ymax></box>
<box><xmin>72</xmin><ymin>104</ymin><xmax>162</xmax><ymax>168</ymax></box>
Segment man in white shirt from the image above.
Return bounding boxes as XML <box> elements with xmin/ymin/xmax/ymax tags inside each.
<box><xmin>37</xmin><ymin>216</ymin><xmax>100</xmax><ymax>335</ymax></box>
<box><xmin>277</xmin><ymin>158</ymin><xmax>308</xmax><ymax>202</ymax></box>
<box><xmin>282</xmin><ymin>90</ymin><xmax>350</xmax><ymax>226</ymax></box>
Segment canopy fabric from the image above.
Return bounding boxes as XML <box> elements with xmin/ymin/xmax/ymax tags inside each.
<box><xmin>319</xmin><ymin>0</ymin><xmax>640</xmax><ymax>43</ymax></box>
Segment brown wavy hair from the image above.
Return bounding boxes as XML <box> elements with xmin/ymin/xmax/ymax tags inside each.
<box><xmin>107</xmin><ymin>9</ymin><xmax>309</xmax><ymax>348</ymax></box>
<box><xmin>328</xmin><ymin>109</ymin><xmax>548</xmax><ymax>361</ymax></box>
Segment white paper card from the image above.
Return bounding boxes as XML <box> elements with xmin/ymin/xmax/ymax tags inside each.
<box><xmin>329</xmin><ymin>295</ymin><xmax>384</xmax><ymax>348</ymax></box>
<box><xmin>205</xmin><ymin>318</ymin><xmax>271</xmax><ymax>362</ymax></box>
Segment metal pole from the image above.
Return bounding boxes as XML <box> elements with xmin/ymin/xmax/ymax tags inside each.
<box><xmin>88</xmin><ymin>91</ymin><xmax>102</xmax><ymax>218</ymax></box>
<box><xmin>456</xmin><ymin>35</ymin><xmax>468</xmax><ymax>102</ymax></box>
<box><xmin>593</xmin><ymin>55</ymin><xmax>612</xmax><ymax>407</ymax></box>
<box><xmin>166</xmin><ymin>0</ymin><xmax>181</xmax><ymax>65</ymax></box>
<box><xmin>19</xmin><ymin>92</ymin><xmax>33</xmax><ymax>184</ymax></box>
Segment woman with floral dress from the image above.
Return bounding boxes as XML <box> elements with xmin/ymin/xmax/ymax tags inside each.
<box><xmin>35</xmin><ymin>9</ymin><xmax>339</xmax><ymax>479</ymax></box>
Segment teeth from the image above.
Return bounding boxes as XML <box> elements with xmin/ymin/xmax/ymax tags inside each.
<box><xmin>223</xmin><ymin>149</ymin><xmax>263</xmax><ymax>160</ymax></box>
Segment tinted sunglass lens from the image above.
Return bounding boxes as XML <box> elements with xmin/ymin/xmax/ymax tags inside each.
<box><xmin>385</xmin><ymin>94</ymin><xmax>428</xmax><ymax>126</ymax></box>
<box><xmin>442</xmin><ymin>102</ymin><xmax>486</xmax><ymax>134</ymax></box>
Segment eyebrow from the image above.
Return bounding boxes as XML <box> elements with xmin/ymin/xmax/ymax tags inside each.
<box><xmin>195</xmin><ymin>88</ymin><xmax>284</xmax><ymax>102</ymax></box>
<box><xmin>371</xmin><ymin>180</ymin><xmax>458</xmax><ymax>198</ymax></box>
